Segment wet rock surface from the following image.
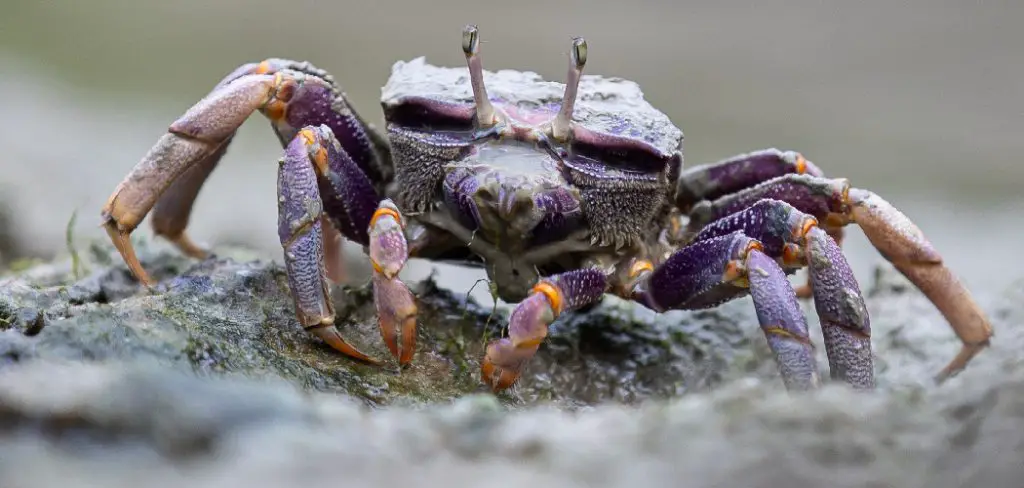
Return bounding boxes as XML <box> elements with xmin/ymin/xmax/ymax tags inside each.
<box><xmin>0</xmin><ymin>241</ymin><xmax>1022</xmax><ymax>487</ymax></box>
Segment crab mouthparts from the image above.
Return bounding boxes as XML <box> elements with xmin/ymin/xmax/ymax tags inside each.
<box><xmin>474</xmin><ymin>179</ymin><xmax>543</xmax><ymax>235</ymax></box>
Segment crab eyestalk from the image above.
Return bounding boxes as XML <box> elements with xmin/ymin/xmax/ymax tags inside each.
<box><xmin>552</xmin><ymin>37</ymin><xmax>587</xmax><ymax>141</ymax></box>
<box><xmin>462</xmin><ymin>25</ymin><xmax>497</xmax><ymax>127</ymax></box>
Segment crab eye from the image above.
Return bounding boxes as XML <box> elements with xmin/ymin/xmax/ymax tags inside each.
<box><xmin>568</xmin><ymin>126</ymin><xmax>670</xmax><ymax>174</ymax></box>
<box><xmin>385</xmin><ymin>96</ymin><xmax>477</xmax><ymax>131</ymax></box>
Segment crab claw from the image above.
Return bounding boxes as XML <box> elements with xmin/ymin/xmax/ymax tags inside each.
<box><xmin>482</xmin><ymin>291</ymin><xmax>554</xmax><ymax>391</ymax></box>
<box><xmin>481</xmin><ymin>269</ymin><xmax>608</xmax><ymax>391</ymax></box>
<box><xmin>369</xmin><ymin>200</ymin><xmax>408</xmax><ymax>279</ymax></box>
<box><xmin>372</xmin><ymin>272</ymin><xmax>417</xmax><ymax>366</ymax></box>
<box><xmin>848</xmin><ymin>188</ymin><xmax>994</xmax><ymax>381</ymax></box>
<box><xmin>368</xmin><ymin>200</ymin><xmax>416</xmax><ymax>365</ymax></box>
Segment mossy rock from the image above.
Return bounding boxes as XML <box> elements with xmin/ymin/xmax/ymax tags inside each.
<box><xmin>0</xmin><ymin>240</ymin><xmax>766</xmax><ymax>408</ymax></box>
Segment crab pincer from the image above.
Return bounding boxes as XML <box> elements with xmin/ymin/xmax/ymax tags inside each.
<box><xmin>368</xmin><ymin>200</ymin><xmax>417</xmax><ymax>366</ymax></box>
<box><xmin>482</xmin><ymin>269</ymin><xmax>607</xmax><ymax>390</ymax></box>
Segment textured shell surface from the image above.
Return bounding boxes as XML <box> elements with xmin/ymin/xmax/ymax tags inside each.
<box><xmin>380</xmin><ymin>57</ymin><xmax>684</xmax><ymax>157</ymax></box>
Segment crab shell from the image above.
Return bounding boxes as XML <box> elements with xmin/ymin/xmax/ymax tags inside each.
<box><xmin>376</xmin><ymin>57</ymin><xmax>684</xmax><ymax>300</ymax></box>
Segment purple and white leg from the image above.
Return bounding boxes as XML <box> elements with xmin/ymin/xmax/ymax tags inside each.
<box><xmin>677</xmin><ymin>150</ymin><xmax>993</xmax><ymax>382</ymax></box>
<box><xmin>686</xmin><ymin>199</ymin><xmax>875</xmax><ymax>388</ymax></box>
<box><xmin>481</xmin><ymin>268</ymin><xmax>608</xmax><ymax>391</ymax></box>
<box><xmin>278</xmin><ymin>126</ymin><xmax>416</xmax><ymax>365</ymax></box>
<box><xmin>631</xmin><ymin>232</ymin><xmax>835</xmax><ymax>391</ymax></box>
<box><xmin>102</xmin><ymin>59</ymin><xmax>414</xmax><ymax>365</ymax></box>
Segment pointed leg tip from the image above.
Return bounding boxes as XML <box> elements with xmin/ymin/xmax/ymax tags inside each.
<box><xmin>102</xmin><ymin>218</ymin><xmax>154</xmax><ymax>286</ymax></box>
<box><xmin>935</xmin><ymin>341</ymin><xmax>990</xmax><ymax>384</ymax></box>
<box><xmin>164</xmin><ymin>231</ymin><xmax>209</xmax><ymax>260</ymax></box>
<box><xmin>309</xmin><ymin>325</ymin><xmax>382</xmax><ymax>366</ymax></box>
<box><xmin>382</xmin><ymin>317</ymin><xmax>416</xmax><ymax>366</ymax></box>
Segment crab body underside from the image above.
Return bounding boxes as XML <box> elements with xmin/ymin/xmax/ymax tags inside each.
<box><xmin>100</xmin><ymin>26</ymin><xmax>992</xmax><ymax>392</ymax></box>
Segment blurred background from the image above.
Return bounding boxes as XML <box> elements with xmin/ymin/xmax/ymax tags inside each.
<box><xmin>1</xmin><ymin>0</ymin><xmax>1021</xmax><ymax>302</ymax></box>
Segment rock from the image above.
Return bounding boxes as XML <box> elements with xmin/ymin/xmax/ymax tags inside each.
<box><xmin>1</xmin><ymin>239</ymin><xmax>1022</xmax><ymax>487</ymax></box>
<box><xmin>0</xmin><ymin>241</ymin><xmax>760</xmax><ymax>408</ymax></box>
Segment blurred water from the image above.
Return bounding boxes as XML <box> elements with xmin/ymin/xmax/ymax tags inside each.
<box><xmin>1</xmin><ymin>0</ymin><xmax>1022</xmax><ymax>302</ymax></box>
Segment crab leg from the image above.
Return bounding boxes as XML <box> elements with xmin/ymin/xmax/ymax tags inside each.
<box><xmin>102</xmin><ymin>71</ymin><xmax>299</xmax><ymax>285</ymax></box>
<box><xmin>688</xmin><ymin>198</ymin><xmax>879</xmax><ymax>387</ymax></box>
<box><xmin>847</xmin><ymin>189</ymin><xmax>992</xmax><ymax>381</ymax></box>
<box><xmin>687</xmin><ymin>173</ymin><xmax>992</xmax><ymax>381</ymax></box>
<box><xmin>102</xmin><ymin>58</ymin><xmax>386</xmax><ymax>287</ymax></box>
<box><xmin>674</xmin><ymin>149</ymin><xmax>842</xmax><ymax>291</ymax></box>
<box><xmin>288</xmin><ymin>126</ymin><xmax>415</xmax><ymax>365</ymax></box>
<box><xmin>675</xmin><ymin>149</ymin><xmax>824</xmax><ymax>211</ymax></box>
<box><xmin>482</xmin><ymin>268</ymin><xmax>608</xmax><ymax>391</ymax></box>
<box><xmin>633</xmin><ymin>232</ymin><xmax>823</xmax><ymax>390</ymax></box>
<box><xmin>144</xmin><ymin>62</ymin><xmax>281</xmax><ymax>259</ymax></box>
<box><xmin>368</xmin><ymin>199</ymin><xmax>417</xmax><ymax>366</ymax></box>
<box><xmin>278</xmin><ymin>129</ymin><xmax>378</xmax><ymax>364</ymax></box>
<box><xmin>148</xmin><ymin>142</ymin><xmax>227</xmax><ymax>259</ymax></box>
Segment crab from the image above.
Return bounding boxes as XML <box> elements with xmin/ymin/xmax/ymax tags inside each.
<box><xmin>100</xmin><ymin>25</ymin><xmax>993</xmax><ymax>392</ymax></box>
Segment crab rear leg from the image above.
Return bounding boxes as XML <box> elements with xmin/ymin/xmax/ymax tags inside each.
<box><xmin>847</xmin><ymin>188</ymin><xmax>992</xmax><ymax>381</ymax></box>
<box><xmin>482</xmin><ymin>268</ymin><xmax>608</xmax><ymax>391</ymax></box>
<box><xmin>102</xmin><ymin>71</ymin><xmax>287</xmax><ymax>284</ymax></box>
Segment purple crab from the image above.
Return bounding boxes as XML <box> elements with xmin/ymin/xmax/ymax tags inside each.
<box><xmin>100</xmin><ymin>25</ymin><xmax>992</xmax><ymax>392</ymax></box>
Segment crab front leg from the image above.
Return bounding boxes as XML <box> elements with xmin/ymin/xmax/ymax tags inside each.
<box><xmin>847</xmin><ymin>188</ymin><xmax>992</xmax><ymax>381</ymax></box>
<box><xmin>279</xmin><ymin>126</ymin><xmax>415</xmax><ymax>366</ymax></box>
<box><xmin>368</xmin><ymin>200</ymin><xmax>417</xmax><ymax>366</ymax></box>
<box><xmin>277</xmin><ymin>128</ymin><xmax>375</xmax><ymax>363</ymax></box>
<box><xmin>482</xmin><ymin>268</ymin><xmax>608</xmax><ymax>391</ymax></box>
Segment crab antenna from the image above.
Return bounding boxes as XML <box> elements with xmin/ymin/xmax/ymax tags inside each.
<box><xmin>462</xmin><ymin>25</ymin><xmax>497</xmax><ymax>127</ymax></box>
<box><xmin>552</xmin><ymin>36</ymin><xmax>587</xmax><ymax>140</ymax></box>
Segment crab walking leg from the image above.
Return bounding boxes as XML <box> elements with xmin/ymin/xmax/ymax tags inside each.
<box><xmin>690</xmin><ymin>199</ymin><xmax>874</xmax><ymax>387</ymax></box>
<box><xmin>278</xmin><ymin>130</ymin><xmax>379</xmax><ymax>365</ymax></box>
<box><xmin>676</xmin><ymin>152</ymin><xmax>838</xmax><ymax>295</ymax></box>
<box><xmin>847</xmin><ymin>188</ymin><xmax>993</xmax><ymax>382</ymax></box>
<box><xmin>368</xmin><ymin>200</ymin><xmax>417</xmax><ymax>366</ymax></box>
<box><xmin>482</xmin><ymin>268</ymin><xmax>608</xmax><ymax>391</ymax></box>
<box><xmin>144</xmin><ymin>63</ymin><xmax>282</xmax><ymax>259</ymax></box>
<box><xmin>633</xmin><ymin>232</ymin><xmax>823</xmax><ymax>390</ymax></box>
<box><xmin>302</xmin><ymin>122</ymin><xmax>382</xmax><ymax>283</ymax></box>
<box><xmin>148</xmin><ymin>143</ymin><xmax>226</xmax><ymax>259</ymax></box>
<box><xmin>689</xmin><ymin>173</ymin><xmax>993</xmax><ymax>381</ymax></box>
<box><xmin>675</xmin><ymin>149</ymin><xmax>824</xmax><ymax>210</ymax></box>
<box><xmin>101</xmin><ymin>72</ymin><xmax>297</xmax><ymax>286</ymax></box>
<box><xmin>320</xmin><ymin>216</ymin><xmax>346</xmax><ymax>283</ymax></box>
<box><xmin>801</xmin><ymin>225</ymin><xmax>874</xmax><ymax>387</ymax></box>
